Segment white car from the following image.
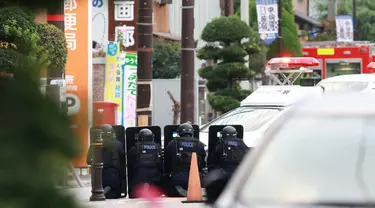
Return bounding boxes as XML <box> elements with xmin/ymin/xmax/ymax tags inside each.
<box><xmin>317</xmin><ymin>74</ymin><xmax>375</xmax><ymax>93</ymax></box>
<box><xmin>198</xmin><ymin>85</ymin><xmax>323</xmax><ymax>150</ymax></box>
<box><xmin>206</xmin><ymin>93</ymin><xmax>375</xmax><ymax>207</ymax></box>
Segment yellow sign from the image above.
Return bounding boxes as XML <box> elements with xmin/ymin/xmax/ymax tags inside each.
<box><xmin>317</xmin><ymin>48</ymin><xmax>335</xmax><ymax>55</ymax></box>
<box><xmin>104</xmin><ymin>42</ymin><xmax>123</xmax><ymax>124</ymax></box>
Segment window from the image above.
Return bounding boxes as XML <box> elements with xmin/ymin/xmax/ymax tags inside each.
<box><xmin>317</xmin><ymin>81</ymin><xmax>369</xmax><ymax>93</ymax></box>
<box><xmin>200</xmin><ymin>107</ymin><xmax>281</xmax><ymax>133</ymax></box>
<box><xmin>239</xmin><ymin>116</ymin><xmax>375</xmax><ymax>205</ymax></box>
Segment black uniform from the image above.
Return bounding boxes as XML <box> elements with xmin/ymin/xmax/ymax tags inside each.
<box><xmin>208</xmin><ymin>126</ymin><xmax>248</xmax><ymax>176</ymax></box>
<box><xmin>87</xmin><ymin>125</ymin><xmax>125</xmax><ymax>199</ymax></box>
<box><xmin>164</xmin><ymin>123</ymin><xmax>206</xmax><ymax>196</ymax></box>
<box><xmin>128</xmin><ymin>129</ymin><xmax>163</xmax><ymax>197</ymax></box>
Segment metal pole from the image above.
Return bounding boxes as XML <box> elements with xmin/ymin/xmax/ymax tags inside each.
<box><xmin>225</xmin><ymin>0</ymin><xmax>234</xmax><ymax>16</ymax></box>
<box><xmin>137</xmin><ymin>0</ymin><xmax>153</xmax><ymax>126</ymax></box>
<box><xmin>352</xmin><ymin>0</ymin><xmax>357</xmax><ymax>40</ymax></box>
<box><xmin>89</xmin><ymin>128</ymin><xmax>105</xmax><ymax>201</ymax></box>
<box><xmin>241</xmin><ymin>0</ymin><xmax>249</xmax><ymax>25</ymax></box>
<box><xmin>278</xmin><ymin>0</ymin><xmax>283</xmax><ymax>56</ymax></box>
<box><xmin>180</xmin><ymin>0</ymin><xmax>195</xmax><ymax>123</ymax></box>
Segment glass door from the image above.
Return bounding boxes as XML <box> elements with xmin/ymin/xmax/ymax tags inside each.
<box><xmin>300</xmin><ymin>59</ymin><xmax>323</xmax><ymax>86</ymax></box>
<box><xmin>326</xmin><ymin>59</ymin><xmax>361</xmax><ymax>78</ymax></box>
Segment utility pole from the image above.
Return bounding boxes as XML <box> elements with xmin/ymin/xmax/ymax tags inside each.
<box><xmin>327</xmin><ymin>0</ymin><xmax>337</xmax><ymax>21</ymax></box>
<box><xmin>136</xmin><ymin>0</ymin><xmax>153</xmax><ymax>126</ymax></box>
<box><xmin>225</xmin><ymin>0</ymin><xmax>234</xmax><ymax>16</ymax></box>
<box><xmin>352</xmin><ymin>0</ymin><xmax>357</xmax><ymax>40</ymax></box>
<box><xmin>241</xmin><ymin>0</ymin><xmax>249</xmax><ymax>25</ymax></box>
<box><xmin>180</xmin><ymin>0</ymin><xmax>195</xmax><ymax>123</ymax></box>
<box><xmin>278</xmin><ymin>0</ymin><xmax>283</xmax><ymax>56</ymax></box>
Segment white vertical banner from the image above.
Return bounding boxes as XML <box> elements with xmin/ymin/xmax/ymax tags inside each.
<box><xmin>336</xmin><ymin>15</ymin><xmax>353</xmax><ymax>42</ymax></box>
<box><xmin>256</xmin><ymin>0</ymin><xmax>279</xmax><ymax>44</ymax></box>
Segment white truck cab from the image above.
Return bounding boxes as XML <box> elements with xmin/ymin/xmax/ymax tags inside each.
<box><xmin>199</xmin><ymin>85</ymin><xmax>322</xmax><ymax>148</ymax></box>
<box><xmin>317</xmin><ymin>73</ymin><xmax>375</xmax><ymax>93</ymax></box>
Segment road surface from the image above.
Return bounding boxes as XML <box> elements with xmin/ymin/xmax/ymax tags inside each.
<box><xmin>69</xmin><ymin>187</ymin><xmax>208</xmax><ymax>208</ymax></box>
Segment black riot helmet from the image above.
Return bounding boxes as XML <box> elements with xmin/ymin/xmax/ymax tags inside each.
<box><xmin>177</xmin><ymin>122</ymin><xmax>194</xmax><ymax>137</ymax></box>
<box><xmin>138</xmin><ymin>128</ymin><xmax>154</xmax><ymax>142</ymax></box>
<box><xmin>221</xmin><ymin>126</ymin><xmax>237</xmax><ymax>139</ymax></box>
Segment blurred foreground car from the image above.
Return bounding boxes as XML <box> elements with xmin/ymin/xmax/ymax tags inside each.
<box><xmin>205</xmin><ymin>93</ymin><xmax>375</xmax><ymax>207</ymax></box>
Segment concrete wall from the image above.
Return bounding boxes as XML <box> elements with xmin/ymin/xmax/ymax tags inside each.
<box><xmin>151</xmin><ymin>79</ymin><xmax>200</xmax><ymax>135</ymax></box>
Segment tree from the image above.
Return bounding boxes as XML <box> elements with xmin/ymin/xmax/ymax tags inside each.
<box><xmin>267</xmin><ymin>0</ymin><xmax>303</xmax><ymax>59</ymax></box>
<box><xmin>152</xmin><ymin>39</ymin><xmax>181</xmax><ymax>79</ymax></box>
<box><xmin>37</xmin><ymin>24</ymin><xmax>68</xmax><ymax>74</ymax></box>
<box><xmin>197</xmin><ymin>16</ymin><xmax>256</xmax><ymax>113</ymax></box>
<box><xmin>0</xmin><ymin>6</ymin><xmax>48</xmax><ymax>83</ymax></box>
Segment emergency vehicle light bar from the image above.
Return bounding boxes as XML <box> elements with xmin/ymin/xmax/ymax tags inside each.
<box><xmin>266</xmin><ymin>57</ymin><xmax>319</xmax><ymax>85</ymax></box>
<box><xmin>366</xmin><ymin>62</ymin><xmax>375</xmax><ymax>71</ymax></box>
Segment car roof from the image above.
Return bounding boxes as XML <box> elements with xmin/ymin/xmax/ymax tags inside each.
<box><xmin>318</xmin><ymin>74</ymin><xmax>375</xmax><ymax>83</ymax></box>
<box><xmin>294</xmin><ymin>93</ymin><xmax>375</xmax><ymax>116</ymax></box>
<box><xmin>240</xmin><ymin>85</ymin><xmax>323</xmax><ymax>107</ymax></box>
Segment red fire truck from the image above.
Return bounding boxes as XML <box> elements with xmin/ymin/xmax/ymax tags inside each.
<box><xmin>299</xmin><ymin>41</ymin><xmax>375</xmax><ymax>86</ymax></box>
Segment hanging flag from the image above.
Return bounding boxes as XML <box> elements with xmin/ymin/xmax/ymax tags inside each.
<box><xmin>256</xmin><ymin>0</ymin><xmax>279</xmax><ymax>44</ymax></box>
<box><xmin>336</xmin><ymin>15</ymin><xmax>353</xmax><ymax>42</ymax></box>
<box><xmin>104</xmin><ymin>41</ymin><xmax>123</xmax><ymax>124</ymax></box>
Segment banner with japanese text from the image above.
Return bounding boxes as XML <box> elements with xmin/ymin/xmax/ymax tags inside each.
<box><xmin>256</xmin><ymin>0</ymin><xmax>279</xmax><ymax>44</ymax></box>
<box><xmin>64</xmin><ymin>0</ymin><xmax>91</xmax><ymax>167</ymax></box>
<box><xmin>122</xmin><ymin>53</ymin><xmax>137</xmax><ymax>128</ymax></box>
<box><xmin>104</xmin><ymin>42</ymin><xmax>123</xmax><ymax>124</ymax></box>
<box><xmin>336</xmin><ymin>15</ymin><xmax>353</xmax><ymax>42</ymax></box>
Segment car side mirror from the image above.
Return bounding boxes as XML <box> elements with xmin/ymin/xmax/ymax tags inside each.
<box><xmin>203</xmin><ymin>169</ymin><xmax>230</xmax><ymax>205</ymax></box>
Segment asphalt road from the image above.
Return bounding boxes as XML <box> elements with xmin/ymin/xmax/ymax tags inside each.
<box><xmin>69</xmin><ymin>187</ymin><xmax>208</xmax><ymax>208</ymax></box>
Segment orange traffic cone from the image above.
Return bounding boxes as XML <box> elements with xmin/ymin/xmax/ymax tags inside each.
<box><xmin>181</xmin><ymin>152</ymin><xmax>204</xmax><ymax>203</ymax></box>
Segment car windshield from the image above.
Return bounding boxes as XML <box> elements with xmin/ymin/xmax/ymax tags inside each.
<box><xmin>317</xmin><ymin>81</ymin><xmax>369</xmax><ymax>93</ymax></box>
<box><xmin>239</xmin><ymin>115</ymin><xmax>375</xmax><ymax>205</ymax></box>
<box><xmin>200</xmin><ymin>107</ymin><xmax>281</xmax><ymax>133</ymax></box>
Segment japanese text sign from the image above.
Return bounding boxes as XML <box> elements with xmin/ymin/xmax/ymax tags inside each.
<box><xmin>256</xmin><ymin>0</ymin><xmax>279</xmax><ymax>44</ymax></box>
<box><xmin>64</xmin><ymin>0</ymin><xmax>91</xmax><ymax>167</ymax></box>
<box><xmin>336</xmin><ymin>15</ymin><xmax>353</xmax><ymax>42</ymax></box>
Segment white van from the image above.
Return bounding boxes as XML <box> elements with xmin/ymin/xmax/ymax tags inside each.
<box><xmin>317</xmin><ymin>74</ymin><xmax>375</xmax><ymax>93</ymax></box>
<box><xmin>198</xmin><ymin>85</ymin><xmax>323</xmax><ymax>149</ymax></box>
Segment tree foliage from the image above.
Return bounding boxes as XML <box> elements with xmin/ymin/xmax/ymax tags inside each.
<box><xmin>267</xmin><ymin>0</ymin><xmax>303</xmax><ymax>59</ymax></box>
<box><xmin>38</xmin><ymin>24</ymin><xmax>68</xmax><ymax>73</ymax></box>
<box><xmin>314</xmin><ymin>0</ymin><xmax>375</xmax><ymax>42</ymax></box>
<box><xmin>0</xmin><ymin>6</ymin><xmax>48</xmax><ymax>83</ymax></box>
<box><xmin>198</xmin><ymin>16</ymin><xmax>258</xmax><ymax>113</ymax></box>
<box><xmin>152</xmin><ymin>39</ymin><xmax>181</xmax><ymax>79</ymax></box>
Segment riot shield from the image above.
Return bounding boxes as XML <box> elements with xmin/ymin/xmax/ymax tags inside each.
<box><xmin>125</xmin><ymin>126</ymin><xmax>162</xmax><ymax>197</ymax></box>
<box><xmin>89</xmin><ymin>125</ymin><xmax>127</xmax><ymax>197</ymax></box>
<box><xmin>163</xmin><ymin>124</ymin><xmax>200</xmax><ymax>150</ymax></box>
<box><xmin>207</xmin><ymin>125</ymin><xmax>244</xmax><ymax>167</ymax></box>
<box><xmin>112</xmin><ymin>125</ymin><xmax>127</xmax><ymax>196</ymax></box>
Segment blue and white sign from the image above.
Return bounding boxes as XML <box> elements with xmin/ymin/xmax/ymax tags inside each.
<box><xmin>256</xmin><ymin>0</ymin><xmax>279</xmax><ymax>44</ymax></box>
<box><xmin>336</xmin><ymin>15</ymin><xmax>353</xmax><ymax>42</ymax></box>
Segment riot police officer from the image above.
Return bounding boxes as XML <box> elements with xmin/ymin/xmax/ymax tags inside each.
<box><xmin>208</xmin><ymin>126</ymin><xmax>249</xmax><ymax>176</ymax></box>
<box><xmin>87</xmin><ymin>124</ymin><xmax>125</xmax><ymax>199</ymax></box>
<box><xmin>164</xmin><ymin>122</ymin><xmax>206</xmax><ymax>197</ymax></box>
<box><xmin>127</xmin><ymin>128</ymin><xmax>163</xmax><ymax>198</ymax></box>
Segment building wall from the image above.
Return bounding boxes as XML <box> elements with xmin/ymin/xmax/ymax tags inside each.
<box><xmin>152</xmin><ymin>79</ymin><xmax>181</xmax><ymax>135</ymax></box>
<box><xmin>153</xmin><ymin>3</ymin><xmax>170</xmax><ymax>33</ymax></box>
